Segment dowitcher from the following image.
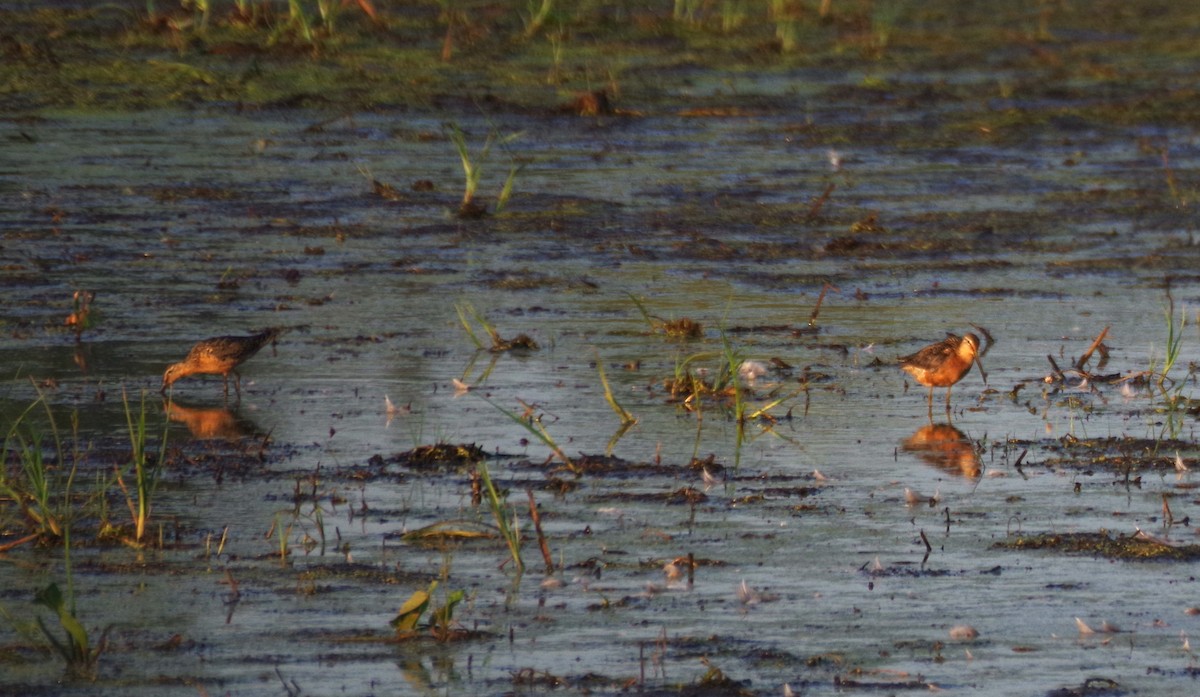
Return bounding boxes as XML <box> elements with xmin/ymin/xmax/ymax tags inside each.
<box><xmin>162</xmin><ymin>329</ymin><xmax>279</xmax><ymax>398</ymax></box>
<box><xmin>898</xmin><ymin>332</ymin><xmax>980</xmax><ymax>414</ymax></box>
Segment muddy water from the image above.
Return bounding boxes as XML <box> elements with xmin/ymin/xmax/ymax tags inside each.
<box><xmin>2</xmin><ymin>97</ymin><xmax>1200</xmax><ymax>695</ymax></box>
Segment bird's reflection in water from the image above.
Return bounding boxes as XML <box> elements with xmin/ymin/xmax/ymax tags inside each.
<box><xmin>164</xmin><ymin>400</ymin><xmax>258</xmax><ymax>441</ymax></box>
<box><xmin>72</xmin><ymin>342</ymin><xmax>92</xmax><ymax>374</ymax></box>
<box><xmin>902</xmin><ymin>423</ymin><xmax>981</xmax><ymax>479</ymax></box>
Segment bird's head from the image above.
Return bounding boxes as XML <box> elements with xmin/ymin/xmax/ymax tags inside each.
<box><xmin>959</xmin><ymin>333</ymin><xmax>981</xmax><ymax>361</ymax></box>
<box><xmin>161</xmin><ymin>362</ymin><xmax>185</xmax><ymax>392</ymax></box>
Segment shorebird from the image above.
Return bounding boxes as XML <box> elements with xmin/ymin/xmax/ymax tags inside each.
<box><xmin>898</xmin><ymin>332</ymin><xmax>980</xmax><ymax>415</ymax></box>
<box><xmin>161</xmin><ymin>329</ymin><xmax>279</xmax><ymax>398</ymax></box>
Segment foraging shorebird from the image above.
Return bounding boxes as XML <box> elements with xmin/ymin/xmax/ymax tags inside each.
<box><xmin>898</xmin><ymin>332</ymin><xmax>980</xmax><ymax>415</ymax></box>
<box><xmin>161</xmin><ymin>329</ymin><xmax>279</xmax><ymax>398</ymax></box>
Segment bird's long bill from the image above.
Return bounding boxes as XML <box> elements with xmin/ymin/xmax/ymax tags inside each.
<box><xmin>974</xmin><ymin>356</ymin><xmax>988</xmax><ymax>385</ymax></box>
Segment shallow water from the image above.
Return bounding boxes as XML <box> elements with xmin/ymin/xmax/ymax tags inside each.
<box><xmin>3</xmin><ymin>84</ymin><xmax>1200</xmax><ymax>695</ymax></box>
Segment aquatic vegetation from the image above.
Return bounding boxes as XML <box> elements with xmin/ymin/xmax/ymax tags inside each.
<box><xmin>767</xmin><ymin>0</ymin><xmax>802</xmax><ymax>53</ymax></box>
<box><xmin>400</xmin><ymin>520</ymin><xmax>497</xmax><ymax>546</ymax></box>
<box><xmin>595</xmin><ymin>355</ymin><xmax>637</xmax><ymax>455</ymax></box>
<box><xmin>33</xmin><ymin>582</ymin><xmax>107</xmax><ymax>681</ymax></box>
<box><xmin>476</xmin><ymin>461</ymin><xmax>524</xmax><ymax>572</ymax></box>
<box><xmin>158</xmin><ymin>0</ymin><xmax>378</xmax><ymax>47</ymax></box>
<box><xmin>478</xmin><ymin>395</ymin><xmax>573</xmax><ymax>472</ymax></box>
<box><xmin>390</xmin><ymin>580</ymin><xmax>467</xmax><ymax>640</ymax></box>
<box><xmin>0</xmin><ymin>0</ymin><xmax>1196</xmax><ymax>130</ymax></box>
<box><xmin>719</xmin><ymin>333</ymin><xmax>747</xmax><ymax>423</ymax></box>
<box><xmin>455</xmin><ymin>302</ymin><xmax>539</xmax><ymax>353</ymax></box>
<box><xmin>0</xmin><ymin>391</ymin><xmax>78</xmax><ymax>544</ymax></box>
<box><xmin>278</xmin><ymin>0</ymin><xmax>316</xmax><ymax>45</ymax></box>
<box><xmin>1157</xmin><ymin>297</ymin><xmax>1187</xmax><ymax>389</ymax></box>
<box><xmin>718</xmin><ymin>333</ymin><xmax>749</xmax><ymax>469</ymax></box>
<box><xmin>429</xmin><ymin>587</ymin><xmax>466</xmax><ymax>641</ymax></box>
<box><xmin>662</xmin><ymin>317</ymin><xmax>704</xmax><ymax>340</ymax></box>
<box><xmin>864</xmin><ymin>0</ymin><xmax>904</xmax><ymax>59</ymax></box>
<box><xmin>663</xmin><ymin>350</ymin><xmax>731</xmax><ymax>409</ymax></box>
<box><xmin>1</xmin><ymin>424</ymin><xmax>64</xmax><ymax>541</ymax></box>
<box><xmin>628</xmin><ymin>294</ymin><xmax>704</xmax><ymax>341</ymax></box>
<box><xmin>1143</xmin><ymin>289</ymin><xmax>1197</xmax><ymax>438</ymax></box>
<box><xmin>520</xmin><ymin>0</ymin><xmax>556</xmax><ymax>40</ymax></box>
<box><xmin>693</xmin><ymin>657</ymin><xmax>749</xmax><ymax>693</ymax></box>
<box><xmin>267</xmin><ymin>512</ymin><xmax>295</xmax><ymax>565</ymax></box>
<box><xmin>594</xmin><ymin>354</ymin><xmax>637</xmax><ymax>427</ymax></box>
<box><xmin>204</xmin><ymin>525</ymin><xmax>231</xmax><ymax>561</ymax></box>
<box><xmin>288</xmin><ymin>500</ymin><xmax>328</xmax><ymax>556</ymax></box>
<box><xmin>116</xmin><ymin>389</ymin><xmax>168</xmax><ymax>545</ymax></box>
<box><xmin>444</xmin><ymin>121</ymin><xmax>523</xmax><ymax>218</ymax></box>
<box><xmin>11</xmin><ymin>398</ymin><xmax>102</xmax><ymax>679</ymax></box>
<box><xmin>391</xmin><ymin>580</ymin><xmax>435</xmax><ymax>635</ymax></box>
<box><xmin>311</xmin><ymin>0</ymin><xmax>376</xmax><ymax>37</ymax></box>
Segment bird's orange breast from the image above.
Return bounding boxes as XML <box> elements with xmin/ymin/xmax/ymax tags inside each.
<box><xmin>902</xmin><ymin>355</ymin><xmax>973</xmax><ymax>387</ymax></box>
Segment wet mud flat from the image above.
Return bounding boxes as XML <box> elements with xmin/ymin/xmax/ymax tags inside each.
<box><xmin>5</xmin><ymin>1</ymin><xmax>1200</xmax><ymax>695</ymax></box>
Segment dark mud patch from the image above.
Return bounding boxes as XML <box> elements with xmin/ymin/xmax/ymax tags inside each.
<box><xmin>994</xmin><ymin>531</ymin><xmax>1200</xmax><ymax>561</ymax></box>
<box><xmin>862</xmin><ymin>563</ymin><xmax>968</xmax><ymax>579</ymax></box>
<box><xmin>367</xmin><ymin>442</ymin><xmax>486</xmax><ymax>473</ymax></box>
<box><xmin>291</xmin><ymin>561</ymin><xmax>431</xmax><ymax>587</ymax></box>
<box><xmin>319</xmin><ymin>626</ymin><xmax>493</xmax><ymax>647</ymax></box>
<box><xmin>480</xmin><ymin>269</ymin><xmax>601</xmax><ymax>293</ymax></box>
<box><xmin>1045</xmin><ymin>677</ymin><xmax>1125</xmax><ymax>697</ymax></box>
<box><xmin>588</xmin><ymin>486</ymin><xmax>709</xmax><ymax>506</ymax></box>
<box><xmin>173</xmin><ymin>440</ymin><xmax>313</xmax><ymax>483</ymax></box>
<box><xmin>524</xmin><ymin>452</ymin><xmax>697</xmax><ymax>479</ymax></box>
<box><xmin>1015</xmin><ymin>436</ymin><xmax>1197</xmax><ymax>475</ymax></box>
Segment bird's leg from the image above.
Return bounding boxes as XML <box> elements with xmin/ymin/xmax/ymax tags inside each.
<box><xmin>233</xmin><ymin>370</ymin><xmax>243</xmax><ymax>401</ymax></box>
<box><xmin>926</xmin><ymin>387</ymin><xmax>934</xmax><ymax>420</ymax></box>
<box><xmin>944</xmin><ymin>385</ymin><xmax>954</xmax><ymax>417</ymax></box>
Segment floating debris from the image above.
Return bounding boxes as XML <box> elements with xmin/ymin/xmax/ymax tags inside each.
<box><xmin>736</xmin><ymin>580</ymin><xmax>772</xmax><ymax>606</ymax></box>
<box><xmin>737</xmin><ymin>359</ymin><xmax>769</xmax><ymax>384</ymax></box>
